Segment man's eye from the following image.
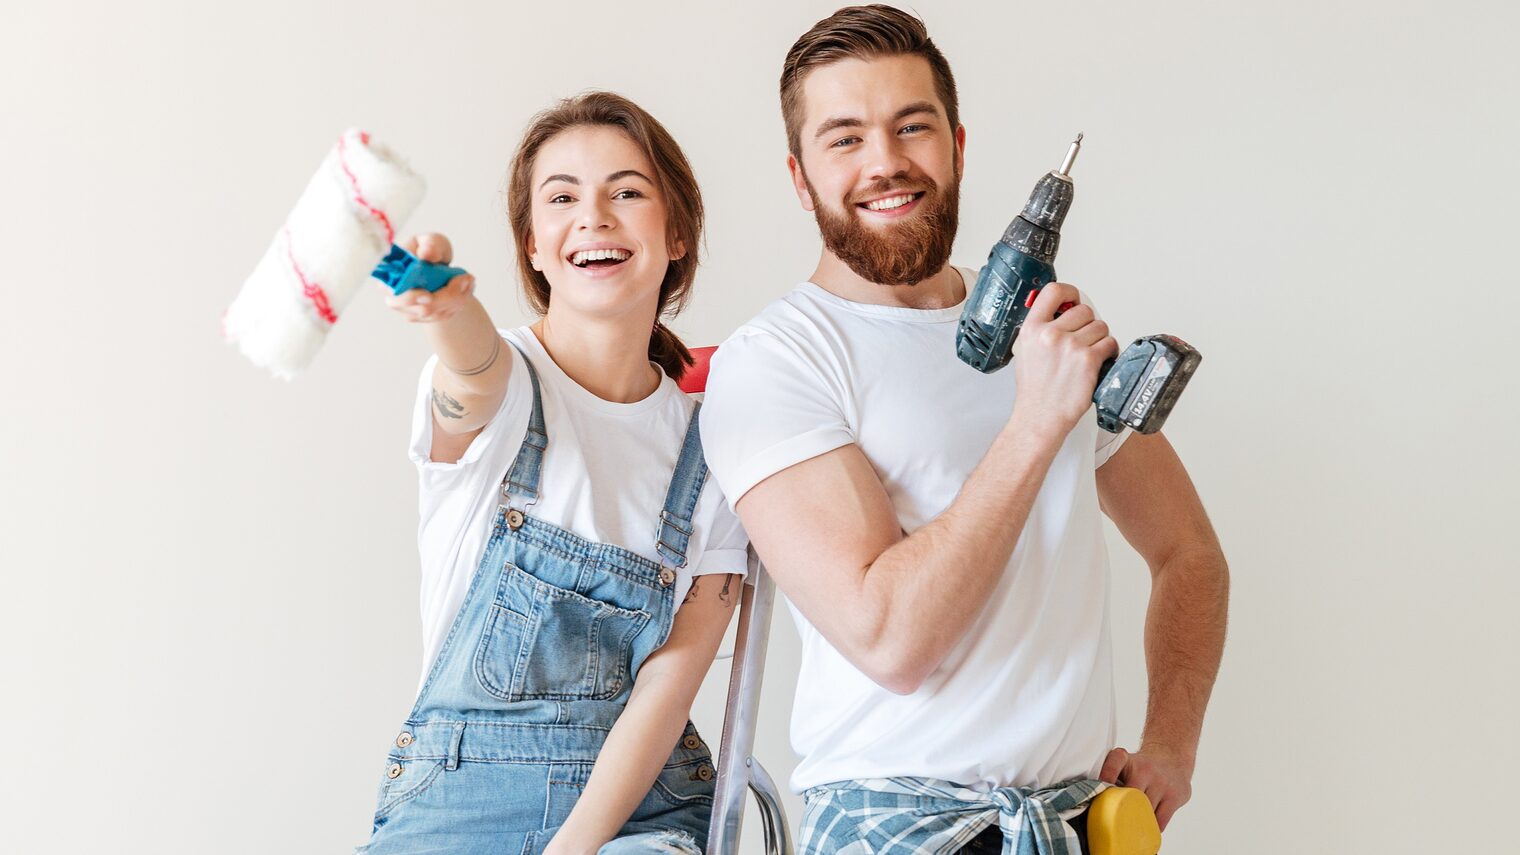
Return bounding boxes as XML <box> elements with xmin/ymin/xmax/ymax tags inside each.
<box><xmin>900</xmin><ymin>124</ymin><xmax>929</xmax><ymax>135</ymax></box>
<box><xmin>830</xmin><ymin>136</ymin><xmax>860</xmax><ymax>149</ymax></box>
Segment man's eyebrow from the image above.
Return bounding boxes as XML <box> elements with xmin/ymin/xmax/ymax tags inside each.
<box><xmin>539</xmin><ymin>173</ymin><xmax>579</xmax><ymax>189</ymax></box>
<box><xmin>893</xmin><ymin>101</ymin><xmax>940</xmax><ymax>123</ymax></box>
<box><xmin>606</xmin><ymin>169</ymin><xmax>653</xmax><ymax>184</ymax></box>
<box><xmin>813</xmin><ymin>101</ymin><xmax>942</xmax><ymax>142</ymax></box>
<box><xmin>814</xmin><ymin>115</ymin><xmax>864</xmax><ymax>141</ymax></box>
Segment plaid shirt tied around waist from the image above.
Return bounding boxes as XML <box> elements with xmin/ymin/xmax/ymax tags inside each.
<box><xmin>799</xmin><ymin>776</ymin><xmax>1110</xmax><ymax>855</ymax></box>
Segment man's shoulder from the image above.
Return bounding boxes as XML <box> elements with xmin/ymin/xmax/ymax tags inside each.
<box><xmin>715</xmin><ymin>285</ymin><xmax>841</xmax><ymax>365</ymax></box>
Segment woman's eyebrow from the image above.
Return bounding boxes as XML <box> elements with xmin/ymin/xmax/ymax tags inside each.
<box><xmin>606</xmin><ymin>169</ymin><xmax>652</xmax><ymax>184</ymax></box>
<box><xmin>539</xmin><ymin>173</ymin><xmax>579</xmax><ymax>189</ymax></box>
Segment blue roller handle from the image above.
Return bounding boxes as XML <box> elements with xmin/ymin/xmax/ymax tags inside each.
<box><xmin>372</xmin><ymin>244</ymin><xmax>469</xmax><ymax>296</ymax></box>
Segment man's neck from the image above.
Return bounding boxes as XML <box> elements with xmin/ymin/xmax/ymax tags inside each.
<box><xmin>807</xmin><ymin>251</ymin><xmax>966</xmax><ymax>310</ymax></box>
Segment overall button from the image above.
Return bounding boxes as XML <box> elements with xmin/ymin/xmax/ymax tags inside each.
<box><xmin>505</xmin><ymin>509</ymin><xmax>526</xmax><ymax>530</ymax></box>
<box><xmin>387</xmin><ymin>763</ymin><xmax>404</xmax><ymax>780</ymax></box>
<box><xmin>658</xmin><ymin>568</ymin><xmax>676</xmax><ymax>587</ymax></box>
<box><xmin>682</xmin><ymin>734</ymin><xmax>702</xmax><ymax>750</ymax></box>
<box><xmin>694</xmin><ymin>763</ymin><xmax>715</xmax><ymax>782</ymax></box>
<box><xmin>395</xmin><ymin>732</ymin><xmax>413</xmax><ymax>748</ymax></box>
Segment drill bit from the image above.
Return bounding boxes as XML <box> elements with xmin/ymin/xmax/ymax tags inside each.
<box><xmin>1058</xmin><ymin>133</ymin><xmax>1084</xmax><ymax>177</ymax></box>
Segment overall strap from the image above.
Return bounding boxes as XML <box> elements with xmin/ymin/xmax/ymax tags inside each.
<box><xmin>655</xmin><ymin>401</ymin><xmax>710</xmax><ymax>568</ymax></box>
<box><xmin>499</xmin><ymin>341</ymin><xmax>548</xmax><ymax>508</ymax></box>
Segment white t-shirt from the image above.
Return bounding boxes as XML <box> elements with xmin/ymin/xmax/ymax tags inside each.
<box><xmin>408</xmin><ymin>326</ymin><xmax>749</xmax><ymax>691</ymax></box>
<box><xmin>699</xmin><ymin>268</ymin><xmax>1131</xmax><ymax>793</ymax></box>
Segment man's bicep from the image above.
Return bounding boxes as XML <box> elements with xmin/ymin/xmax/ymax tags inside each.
<box><xmin>734</xmin><ymin>444</ymin><xmax>902</xmax><ymax>649</ymax></box>
<box><xmin>1095</xmin><ymin>431</ymin><xmax>1219</xmax><ymax>573</ymax></box>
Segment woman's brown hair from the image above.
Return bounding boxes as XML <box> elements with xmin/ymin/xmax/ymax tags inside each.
<box><xmin>506</xmin><ymin>91</ymin><xmax>702</xmax><ymax>380</ymax></box>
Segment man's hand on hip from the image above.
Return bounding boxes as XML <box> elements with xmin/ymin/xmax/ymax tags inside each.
<box><xmin>1098</xmin><ymin>746</ymin><xmax>1193</xmax><ymax>832</ymax></box>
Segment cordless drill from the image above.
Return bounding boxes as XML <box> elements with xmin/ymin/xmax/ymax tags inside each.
<box><xmin>955</xmin><ymin>135</ymin><xmax>1200</xmax><ymax>434</ymax></box>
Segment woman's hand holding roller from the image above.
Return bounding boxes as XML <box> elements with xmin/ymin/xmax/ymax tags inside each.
<box><xmin>385</xmin><ymin>232</ymin><xmax>477</xmax><ymax>323</ymax></box>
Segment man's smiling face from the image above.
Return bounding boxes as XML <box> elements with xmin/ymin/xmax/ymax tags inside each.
<box><xmin>789</xmin><ymin>53</ymin><xmax>965</xmax><ymax>286</ymax></box>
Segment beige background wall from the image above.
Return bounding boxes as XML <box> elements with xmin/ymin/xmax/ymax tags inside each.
<box><xmin>2</xmin><ymin>1</ymin><xmax>1516</xmax><ymax>852</ymax></box>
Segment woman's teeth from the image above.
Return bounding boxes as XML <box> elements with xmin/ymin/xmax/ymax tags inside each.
<box><xmin>864</xmin><ymin>194</ymin><xmax>919</xmax><ymax>211</ymax></box>
<box><xmin>571</xmin><ymin>248</ymin><xmax>632</xmax><ymax>267</ymax></box>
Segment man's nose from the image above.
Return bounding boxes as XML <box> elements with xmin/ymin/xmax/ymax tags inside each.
<box><xmin>863</xmin><ymin>133</ymin><xmax>913</xmax><ymax>183</ymax></box>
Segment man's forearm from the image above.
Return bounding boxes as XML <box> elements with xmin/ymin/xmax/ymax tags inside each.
<box><xmin>853</xmin><ymin>414</ymin><xmax>1066</xmax><ymax>689</ymax></box>
<box><xmin>1138</xmin><ymin>547</ymin><xmax>1230</xmax><ymax>769</ymax></box>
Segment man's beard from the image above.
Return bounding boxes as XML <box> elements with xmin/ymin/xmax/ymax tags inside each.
<box><xmin>808</xmin><ymin>168</ymin><xmax>961</xmax><ymax>287</ymax></box>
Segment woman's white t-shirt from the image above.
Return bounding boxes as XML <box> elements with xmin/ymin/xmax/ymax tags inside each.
<box><xmin>407</xmin><ymin>326</ymin><xmax>748</xmax><ymax>690</ymax></box>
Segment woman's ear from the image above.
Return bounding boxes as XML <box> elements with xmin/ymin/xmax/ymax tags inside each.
<box><xmin>668</xmin><ymin>237</ymin><xmax>687</xmax><ymax>262</ymax></box>
<box><xmin>527</xmin><ymin>234</ymin><xmax>542</xmax><ymax>270</ymax></box>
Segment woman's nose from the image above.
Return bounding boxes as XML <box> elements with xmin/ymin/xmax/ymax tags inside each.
<box><xmin>578</xmin><ymin>195</ymin><xmax>615</xmax><ymax>231</ymax></box>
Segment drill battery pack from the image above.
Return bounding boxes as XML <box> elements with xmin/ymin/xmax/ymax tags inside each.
<box><xmin>1094</xmin><ymin>335</ymin><xmax>1201</xmax><ymax>435</ymax></box>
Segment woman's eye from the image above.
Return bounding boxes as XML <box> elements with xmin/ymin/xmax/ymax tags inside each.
<box><xmin>613</xmin><ymin>189</ymin><xmax>644</xmax><ymax>200</ymax></box>
<box><xmin>548</xmin><ymin>193</ymin><xmax>573</xmax><ymax>204</ymax></box>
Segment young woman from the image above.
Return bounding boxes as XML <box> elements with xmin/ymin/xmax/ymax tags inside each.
<box><xmin>355</xmin><ymin>92</ymin><xmax>745</xmax><ymax>855</ymax></box>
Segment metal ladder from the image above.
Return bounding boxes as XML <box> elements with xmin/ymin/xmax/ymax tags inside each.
<box><xmin>705</xmin><ymin>551</ymin><xmax>793</xmax><ymax>855</ymax></box>
<box><xmin>679</xmin><ymin>345</ymin><xmax>792</xmax><ymax>855</ymax></box>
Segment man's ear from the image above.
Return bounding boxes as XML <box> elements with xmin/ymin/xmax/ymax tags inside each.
<box><xmin>954</xmin><ymin>124</ymin><xmax>967</xmax><ymax>175</ymax></box>
<box><xmin>787</xmin><ymin>153</ymin><xmax>815</xmax><ymax>213</ymax></box>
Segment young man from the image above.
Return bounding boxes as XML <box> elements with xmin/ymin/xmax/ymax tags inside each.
<box><xmin>699</xmin><ymin>6</ymin><xmax>1229</xmax><ymax>854</ymax></box>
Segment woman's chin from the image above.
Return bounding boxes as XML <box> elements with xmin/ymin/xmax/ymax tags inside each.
<box><xmin>547</xmin><ymin>281</ymin><xmax>662</xmax><ymax>325</ymax></box>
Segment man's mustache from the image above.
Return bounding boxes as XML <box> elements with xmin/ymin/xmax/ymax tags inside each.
<box><xmin>848</xmin><ymin>177</ymin><xmax>938</xmax><ymax>206</ymax></box>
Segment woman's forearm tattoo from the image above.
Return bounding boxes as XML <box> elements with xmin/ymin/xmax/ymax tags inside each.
<box><xmin>683</xmin><ymin>575</ymin><xmax>738</xmax><ymax>608</ymax></box>
<box><xmin>432</xmin><ymin>387</ymin><xmax>466</xmax><ymax>419</ymax></box>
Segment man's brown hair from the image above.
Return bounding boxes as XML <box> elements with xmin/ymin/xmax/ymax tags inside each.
<box><xmin>505</xmin><ymin>91</ymin><xmax>701</xmax><ymax>380</ymax></box>
<box><xmin>779</xmin><ymin>4</ymin><xmax>960</xmax><ymax>159</ymax></box>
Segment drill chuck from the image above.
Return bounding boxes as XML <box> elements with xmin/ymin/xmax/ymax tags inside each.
<box><xmin>956</xmin><ymin>136</ymin><xmax>1081</xmax><ymax>373</ymax></box>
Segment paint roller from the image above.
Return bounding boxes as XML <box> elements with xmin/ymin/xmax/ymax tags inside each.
<box><xmin>223</xmin><ymin>129</ymin><xmax>466</xmax><ymax>379</ymax></box>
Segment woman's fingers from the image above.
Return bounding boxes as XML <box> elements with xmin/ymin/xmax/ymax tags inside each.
<box><xmin>447</xmin><ymin>273</ymin><xmax>475</xmax><ymax>298</ymax></box>
<box><xmin>385</xmin><ymin>267</ymin><xmax>472</xmax><ymax>324</ymax></box>
<box><xmin>414</xmin><ymin>233</ymin><xmax>453</xmax><ymax>264</ymax></box>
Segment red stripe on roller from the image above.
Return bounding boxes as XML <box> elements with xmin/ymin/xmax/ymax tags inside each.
<box><xmin>336</xmin><ymin>130</ymin><xmax>396</xmax><ymax>244</ymax></box>
<box><xmin>283</xmin><ymin>227</ymin><xmax>338</xmax><ymax>325</ymax></box>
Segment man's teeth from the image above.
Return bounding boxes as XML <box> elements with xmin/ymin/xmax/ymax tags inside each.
<box><xmin>864</xmin><ymin>194</ymin><xmax>917</xmax><ymax>211</ymax></box>
<box><xmin>571</xmin><ymin>248</ymin><xmax>632</xmax><ymax>266</ymax></box>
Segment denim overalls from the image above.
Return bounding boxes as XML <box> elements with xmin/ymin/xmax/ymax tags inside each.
<box><xmin>358</xmin><ymin>347</ymin><xmax>717</xmax><ymax>855</ymax></box>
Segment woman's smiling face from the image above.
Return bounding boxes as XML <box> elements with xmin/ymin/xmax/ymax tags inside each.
<box><xmin>527</xmin><ymin>125</ymin><xmax>682</xmax><ymax>321</ymax></box>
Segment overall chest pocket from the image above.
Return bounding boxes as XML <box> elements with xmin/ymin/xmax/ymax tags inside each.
<box><xmin>475</xmin><ymin>562</ymin><xmax>651</xmax><ymax>701</ymax></box>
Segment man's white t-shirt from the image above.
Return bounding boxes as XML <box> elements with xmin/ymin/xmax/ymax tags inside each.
<box><xmin>699</xmin><ymin>269</ymin><xmax>1130</xmax><ymax>793</ymax></box>
<box><xmin>408</xmin><ymin>326</ymin><xmax>749</xmax><ymax>691</ymax></box>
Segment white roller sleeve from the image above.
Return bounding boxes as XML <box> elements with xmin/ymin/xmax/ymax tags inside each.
<box><xmin>223</xmin><ymin>129</ymin><xmax>425</xmax><ymax>379</ymax></box>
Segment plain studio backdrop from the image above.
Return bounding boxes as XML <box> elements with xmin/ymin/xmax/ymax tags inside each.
<box><xmin>2</xmin><ymin>1</ymin><xmax>1515</xmax><ymax>852</ymax></box>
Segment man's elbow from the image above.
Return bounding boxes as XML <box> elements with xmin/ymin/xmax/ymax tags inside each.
<box><xmin>854</xmin><ymin>642</ymin><xmax>937</xmax><ymax>696</ymax></box>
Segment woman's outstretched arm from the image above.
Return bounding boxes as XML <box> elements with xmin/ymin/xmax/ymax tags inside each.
<box><xmin>545</xmin><ymin>573</ymin><xmax>742</xmax><ymax>855</ymax></box>
<box><xmin>387</xmin><ymin>233</ymin><xmax>510</xmax><ymax>464</ymax></box>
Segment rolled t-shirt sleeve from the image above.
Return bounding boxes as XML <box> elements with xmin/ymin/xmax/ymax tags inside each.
<box><xmin>699</xmin><ymin>330</ymin><xmax>855</xmax><ymax>509</ymax></box>
<box><xmin>691</xmin><ymin>488</ymin><xmax>749</xmax><ymax>579</ymax></box>
<box><xmin>1094</xmin><ymin>423</ymin><xmax>1132</xmax><ymax>467</ymax></box>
